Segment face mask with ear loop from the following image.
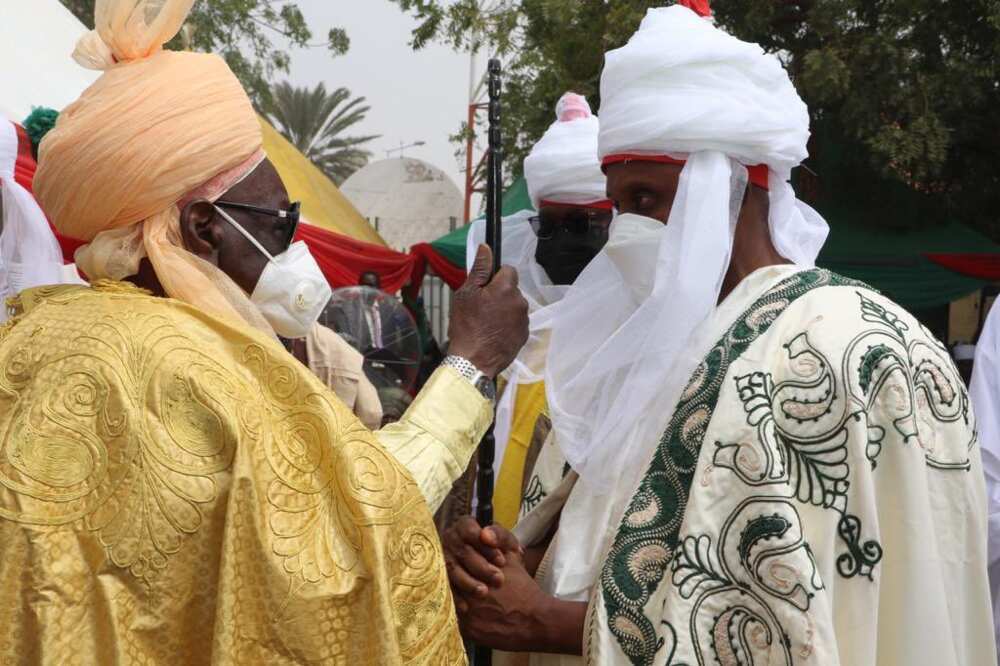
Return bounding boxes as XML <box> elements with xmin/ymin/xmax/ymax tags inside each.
<box><xmin>213</xmin><ymin>205</ymin><xmax>332</xmax><ymax>339</ymax></box>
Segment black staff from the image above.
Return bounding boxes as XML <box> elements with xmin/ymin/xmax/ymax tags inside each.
<box><xmin>473</xmin><ymin>57</ymin><xmax>503</xmax><ymax>666</ymax></box>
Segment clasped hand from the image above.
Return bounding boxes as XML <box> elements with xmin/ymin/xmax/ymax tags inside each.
<box><xmin>442</xmin><ymin>516</ymin><xmax>585</xmax><ymax>655</ymax></box>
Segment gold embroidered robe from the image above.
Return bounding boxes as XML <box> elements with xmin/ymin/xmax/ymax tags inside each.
<box><xmin>0</xmin><ymin>282</ymin><xmax>465</xmax><ymax>665</ymax></box>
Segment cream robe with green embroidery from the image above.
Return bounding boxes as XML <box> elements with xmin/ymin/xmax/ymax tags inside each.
<box><xmin>517</xmin><ymin>267</ymin><xmax>995</xmax><ymax>666</ymax></box>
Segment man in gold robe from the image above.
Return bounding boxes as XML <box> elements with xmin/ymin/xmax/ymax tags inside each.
<box><xmin>0</xmin><ymin>0</ymin><xmax>527</xmax><ymax>663</ymax></box>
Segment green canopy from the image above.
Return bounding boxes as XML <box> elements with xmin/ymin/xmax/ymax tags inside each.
<box><xmin>500</xmin><ymin>176</ymin><xmax>533</xmax><ymax>216</ymax></box>
<box><xmin>428</xmin><ymin>176</ymin><xmax>535</xmax><ymax>268</ymax></box>
<box><xmin>816</xmin><ymin>219</ymin><xmax>997</xmax><ymax>311</ymax></box>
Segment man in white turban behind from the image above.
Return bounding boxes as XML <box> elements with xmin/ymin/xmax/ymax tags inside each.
<box><xmin>443</xmin><ymin>3</ymin><xmax>995</xmax><ymax>665</ymax></box>
<box><xmin>0</xmin><ymin>118</ymin><xmax>70</xmax><ymax>320</ymax></box>
<box><xmin>0</xmin><ymin>0</ymin><xmax>529</xmax><ymax>663</ymax></box>
<box><xmin>455</xmin><ymin>92</ymin><xmax>610</xmax><ymax>530</ymax></box>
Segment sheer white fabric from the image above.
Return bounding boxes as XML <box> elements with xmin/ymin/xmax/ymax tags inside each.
<box><xmin>0</xmin><ymin>121</ymin><xmax>65</xmax><ymax>322</ymax></box>
<box><xmin>534</xmin><ymin>4</ymin><xmax>829</xmax><ymax>601</ymax></box>
<box><xmin>597</xmin><ymin>6</ymin><xmax>810</xmax><ymax>174</ymax></box>
<box><xmin>523</xmin><ymin>93</ymin><xmax>606</xmax><ymax>209</ymax></box>
<box><xmin>467</xmin><ymin>211</ymin><xmax>569</xmax><ymax>476</ymax></box>
<box><xmin>969</xmin><ymin>304</ymin><xmax>1000</xmax><ymax>661</ymax></box>
<box><xmin>467</xmin><ymin>91</ymin><xmax>604</xmax><ymax>491</ymax></box>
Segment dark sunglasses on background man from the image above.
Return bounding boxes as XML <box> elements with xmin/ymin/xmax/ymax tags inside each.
<box><xmin>216</xmin><ymin>200</ymin><xmax>302</xmax><ymax>248</ymax></box>
<box><xmin>528</xmin><ymin>208</ymin><xmax>614</xmax><ymax>240</ymax></box>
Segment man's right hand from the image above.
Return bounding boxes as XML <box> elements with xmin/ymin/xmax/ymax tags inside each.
<box><xmin>442</xmin><ymin>516</ymin><xmax>522</xmax><ymax>599</ymax></box>
<box><xmin>447</xmin><ymin>245</ymin><xmax>529</xmax><ymax>378</ymax></box>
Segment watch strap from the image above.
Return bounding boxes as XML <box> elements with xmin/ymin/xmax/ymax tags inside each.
<box><xmin>441</xmin><ymin>355</ymin><xmax>494</xmax><ymax>402</ymax></box>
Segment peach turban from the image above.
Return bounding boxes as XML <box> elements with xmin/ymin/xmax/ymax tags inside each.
<box><xmin>33</xmin><ymin>0</ymin><xmax>269</xmax><ymax>332</ymax></box>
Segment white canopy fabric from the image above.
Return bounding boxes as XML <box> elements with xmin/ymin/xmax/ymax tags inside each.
<box><xmin>0</xmin><ymin>0</ymin><xmax>99</xmax><ymax>123</ymax></box>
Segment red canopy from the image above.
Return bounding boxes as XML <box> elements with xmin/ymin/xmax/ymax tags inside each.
<box><xmin>406</xmin><ymin>242</ymin><xmax>468</xmax><ymax>299</ymax></box>
<box><xmin>294</xmin><ymin>222</ymin><xmax>415</xmax><ymax>293</ymax></box>
<box><xmin>925</xmin><ymin>253</ymin><xmax>1000</xmax><ymax>282</ymax></box>
<box><xmin>13</xmin><ymin>124</ymin><xmax>36</xmax><ymax>192</ymax></box>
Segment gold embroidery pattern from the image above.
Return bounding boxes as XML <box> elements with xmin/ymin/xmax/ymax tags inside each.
<box><xmin>0</xmin><ymin>284</ymin><xmax>464</xmax><ymax>664</ymax></box>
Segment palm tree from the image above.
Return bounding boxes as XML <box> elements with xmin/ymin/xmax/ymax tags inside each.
<box><xmin>264</xmin><ymin>82</ymin><xmax>379</xmax><ymax>184</ymax></box>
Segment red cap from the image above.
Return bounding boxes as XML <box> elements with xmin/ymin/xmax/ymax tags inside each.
<box><xmin>539</xmin><ymin>199</ymin><xmax>614</xmax><ymax>211</ymax></box>
<box><xmin>602</xmin><ymin>153</ymin><xmax>770</xmax><ymax>191</ymax></box>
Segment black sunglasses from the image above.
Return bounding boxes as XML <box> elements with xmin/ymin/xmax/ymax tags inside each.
<box><xmin>216</xmin><ymin>200</ymin><xmax>301</xmax><ymax>248</ymax></box>
<box><xmin>529</xmin><ymin>208</ymin><xmax>614</xmax><ymax>240</ymax></box>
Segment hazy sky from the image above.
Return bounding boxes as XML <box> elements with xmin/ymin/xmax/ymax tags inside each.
<box><xmin>283</xmin><ymin>1</ymin><xmax>475</xmax><ymax>199</ymax></box>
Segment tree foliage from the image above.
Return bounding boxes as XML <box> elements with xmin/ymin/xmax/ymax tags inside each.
<box><xmin>60</xmin><ymin>0</ymin><xmax>349</xmax><ymax>108</ymax></box>
<box><xmin>263</xmin><ymin>82</ymin><xmax>379</xmax><ymax>184</ymax></box>
<box><xmin>390</xmin><ymin>0</ymin><xmax>1000</xmax><ymax>236</ymax></box>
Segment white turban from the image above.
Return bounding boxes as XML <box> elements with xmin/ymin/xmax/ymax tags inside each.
<box><xmin>533</xmin><ymin>4</ymin><xmax>831</xmax><ymax>600</ymax></box>
<box><xmin>524</xmin><ymin>93</ymin><xmax>607</xmax><ymax>210</ymax></box>
<box><xmin>598</xmin><ymin>6</ymin><xmax>810</xmax><ymax>177</ymax></box>
<box><xmin>0</xmin><ymin>121</ymin><xmax>66</xmax><ymax>321</ymax></box>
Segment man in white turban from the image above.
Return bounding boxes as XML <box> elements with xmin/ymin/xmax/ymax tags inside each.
<box><xmin>0</xmin><ymin>119</ymin><xmax>70</xmax><ymax>319</ymax></box>
<box><xmin>443</xmin><ymin>3</ymin><xmax>995</xmax><ymax>665</ymax></box>
<box><xmin>456</xmin><ymin>92</ymin><xmax>610</xmax><ymax>529</ymax></box>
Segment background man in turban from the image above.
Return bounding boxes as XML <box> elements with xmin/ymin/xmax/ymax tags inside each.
<box><xmin>0</xmin><ymin>118</ymin><xmax>72</xmax><ymax>320</ymax></box>
<box><xmin>0</xmin><ymin>0</ymin><xmax>527</xmax><ymax>662</ymax></box>
<box><xmin>450</xmin><ymin>92</ymin><xmax>611</xmax><ymax>532</ymax></box>
<box><xmin>444</xmin><ymin>4</ymin><xmax>994</xmax><ymax>665</ymax></box>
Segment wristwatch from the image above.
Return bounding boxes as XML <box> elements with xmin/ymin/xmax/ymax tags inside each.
<box><xmin>441</xmin><ymin>355</ymin><xmax>497</xmax><ymax>404</ymax></box>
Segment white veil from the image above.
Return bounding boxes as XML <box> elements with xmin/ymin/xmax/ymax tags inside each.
<box><xmin>467</xmin><ymin>212</ymin><xmax>569</xmax><ymax>475</ymax></box>
<box><xmin>0</xmin><ymin>121</ymin><xmax>66</xmax><ymax>321</ymax></box>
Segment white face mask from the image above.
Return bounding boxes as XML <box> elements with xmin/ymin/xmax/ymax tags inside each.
<box><xmin>608</xmin><ymin>211</ymin><xmax>664</xmax><ymax>245</ymax></box>
<box><xmin>605</xmin><ymin>212</ymin><xmax>665</xmax><ymax>301</ymax></box>
<box><xmin>214</xmin><ymin>205</ymin><xmax>331</xmax><ymax>339</ymax></box>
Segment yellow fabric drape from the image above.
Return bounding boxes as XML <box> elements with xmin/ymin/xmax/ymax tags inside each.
<box><xmin>493</xmin><ymin>381</ymin><xmax>547</xmax><ymax>528</ymax></box>
<box><xmin>259</xmin><ymin>118</ymin><xmax>386</xmax><ymax>246</ymax></box>
<box><xmin>0</xmin><ymin>282</ymin><xmax>465</xmax><ymax>664</ymax></box>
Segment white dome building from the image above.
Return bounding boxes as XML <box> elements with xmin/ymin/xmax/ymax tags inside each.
<box><xmin>341</xmin><ymin>157</ymin><xmax>464</xmax><ymax>252</ymax></box>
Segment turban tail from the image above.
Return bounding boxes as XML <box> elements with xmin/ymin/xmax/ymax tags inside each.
<box><xmin>524</xmin><ymin>93</ymin><xmax>607</xmax><ymax>210</ymax></box>
<box><xmin>33</xmin><ymin>0</ymin><xmax>270</xmax><ymax>333</ymax></box>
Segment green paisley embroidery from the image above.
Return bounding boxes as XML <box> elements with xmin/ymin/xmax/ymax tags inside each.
<box><xmin>848</xmin><ymin>292</ymin><xmax>972</xmax><ymax>471</ymax></box>
<box><xmin>599</xmin><ymin>269</ymin><xmax>865</xmax><ymax>666</ymax></box>
<box><xmin>716</xmin><ymin>330</ymin><xmax>881</xmax><ymax>581</ymax></box>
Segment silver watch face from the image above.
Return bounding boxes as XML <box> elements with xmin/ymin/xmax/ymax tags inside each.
<box><xmin>475</xmin><ymin>375</ymin><xmax>497</xmax><ymax>401</ymax></box>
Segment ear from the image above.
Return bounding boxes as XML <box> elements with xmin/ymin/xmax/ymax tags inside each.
<box><xmin>179</xmin><ymin>200</ymin><xmax>223</xmax><ymax>263</ymax></box>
